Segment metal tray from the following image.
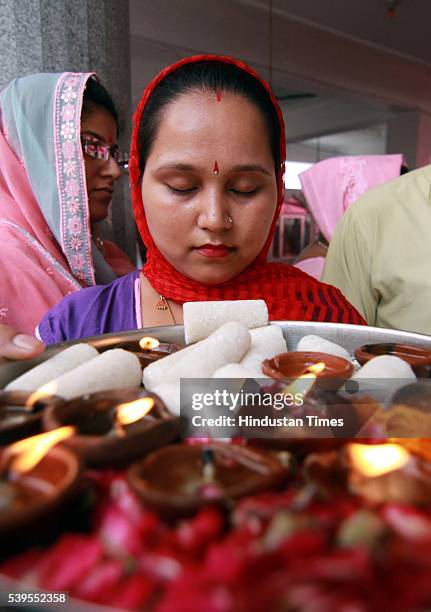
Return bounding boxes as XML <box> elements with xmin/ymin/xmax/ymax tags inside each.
<box><xmin>1</xmin><ymin>321</ymin><xmax>431</xmax><ymax>609</ymax></box>
<box><xmin>1</xmin><ymin>321</ymin><xmax>431</xmax><ymax>389</ymax></box>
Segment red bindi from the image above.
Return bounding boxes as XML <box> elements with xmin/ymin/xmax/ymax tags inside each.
<box><xmin>216</xmin><ymin>89</ymin><xmax>222</xmax><ymax>102</ymax></box>
<box><xmin>213</xmin><ymin>161</ymin><xmax>219</xmax><ymax>175</ymax></box>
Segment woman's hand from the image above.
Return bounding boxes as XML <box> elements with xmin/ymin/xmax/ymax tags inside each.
<box><xmin>0</xmin><ymin>324</ymin><xmax>45</xmax><ymax>360</ymax></box>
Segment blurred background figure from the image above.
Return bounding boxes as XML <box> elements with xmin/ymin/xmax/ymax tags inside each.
<box><xmin>0</xmin><ymin>72</ymin><xmax>134</xmax><ymax>334</ymax></box>
<box><xmin>293</xmin><ymin>154</ymin><xmax>404</xmax><ymax>279</ymax></box>
<box><xmin>323</xmin><ymin>162</ymin><xmax>431</xmax><ymax>334</ymax></box>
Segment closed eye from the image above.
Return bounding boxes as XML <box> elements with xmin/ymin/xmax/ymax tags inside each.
<box><xmin>230</xmin><ymin>188</ymin><xmax>259</xmax><ymax>196</ymax></box>
<box><xmin>166</xmin><ymin>185</ymin><xmax>198</xmax><ymax>194</ymax></box>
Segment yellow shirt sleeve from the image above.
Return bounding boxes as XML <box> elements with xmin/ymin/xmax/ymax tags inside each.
<box><xmin>322</xmin><ymin>204</ymin><xmax>378</xmax><ymax>325</ymax></box>
<box><xmin>323</xmin><ymin>165</ymin><xmax>431</xmax><ymax>334</ymax></box>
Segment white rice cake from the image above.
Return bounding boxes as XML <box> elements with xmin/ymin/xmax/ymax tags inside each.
<box><xmin>183</xmin><ymin>300</ymin><xmax>268</xmax><ymax>344</ymax></box>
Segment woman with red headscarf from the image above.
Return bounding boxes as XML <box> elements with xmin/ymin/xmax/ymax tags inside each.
<box><xmin>37</xmin><ymin>55</ymin><xmax>364</xmax><ymax>343</ymax></box>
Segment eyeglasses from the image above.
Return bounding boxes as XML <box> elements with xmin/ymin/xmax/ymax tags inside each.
<box><xmin>81</xmin><ymin>136</ymin><xmax>129</xmax><ymax>169</ymax></box>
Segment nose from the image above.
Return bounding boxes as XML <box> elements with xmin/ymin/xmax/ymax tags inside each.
<box><xmin>196</xmin><ymin>187</ymin><xmax>232</xmax><ymax>232</ymax></box>
<box><xmin>100</xmin><ymin>155</ymin><xmax>122</xmax><ymax>181</ymax></box>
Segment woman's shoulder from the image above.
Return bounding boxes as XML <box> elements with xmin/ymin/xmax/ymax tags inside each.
<box><xmin>267</xmin><ymin>261</ymin><xmax>366</xmax><ymax>325</ymax></box>
<box><xmin>37</xmin><ymin>271</ymin><xmax>140</xmax><ymax>344</ymax></box>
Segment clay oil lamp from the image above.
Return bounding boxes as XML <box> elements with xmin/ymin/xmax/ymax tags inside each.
<box><xmin>344</xmin><ymin>442</ymin><xmax>431</xmax><ymax>505</ymax></box>
<box><xmin>0</xmin><ymin>427</ymin><xmax>80</xmax><ymax>540</ymax></box>
<box><xmin>305</xmin><ymin>441</ymin><xmax>431</xmax><ymax>506</ymax></box>
<box><xmin>105</xmin><ymin>336</ymin><xmax>182</xmax><ymax>367</ymax></box>
<box><xmin>391</xmin><ymin>381</ymin><xmax>431</xmax><ymax>411</ymax></box>
<box><xmin>355</xmin><ymin>343</ymin><xmax>431</xmax><ymax>377</ymax></box>
<box><xmin>42</xmin><ymin>389</ymin><xmax>180</xmax><ymax>467</ymax></box>
<box><xmin>0</xmin><ymin>390</ymin><xmax>63</xmax><ymax>446</ymax></box>
<box><xmin>352</xmin><ymin>380</ymin><xmax>431</xmax><ymax>439</ymax></box>
<box><xmin>250</xmin><ymin>363</ymin><xmax>356</xmax><ymax>456</ymax></box>
<box><xmin>262</xmin><ymin>352</ymin><xmax>354</xmax><ymax>390</ymax></box>
<box><xmin>128</xmin><ymin>442</ymin><xmax>290</xmax><ymax>518</ymax></box>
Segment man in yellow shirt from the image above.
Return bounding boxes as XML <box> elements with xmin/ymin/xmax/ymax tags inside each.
<box><xmin>323</xmin><ymin>164</ymin><xmax>431</xmax><ymax>335</ymax></box>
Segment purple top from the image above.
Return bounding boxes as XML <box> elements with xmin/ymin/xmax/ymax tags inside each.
<box><xmin>38</xmin><ymin>271</ymin><xmax>140</xmax><ymax>344</ymax></box>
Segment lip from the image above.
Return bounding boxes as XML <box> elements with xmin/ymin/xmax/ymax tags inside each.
<box><xmin>195</xmin><ymin>244</ymin><xmax>235</xmax><ymax>258</ymax></box>
<box><xmin>95</xmin><ymin>187</ymin><xmax>114</xmax><ymax>195</ymax></box>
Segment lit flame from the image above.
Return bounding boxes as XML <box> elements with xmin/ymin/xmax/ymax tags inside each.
<box><xmin>282</xmin><ymin>362</ymin><xmax>326</xmax><ymax>404</ymax></box>
<box><xmin>306</xmin><ymin>362</ymin><xmax>326</xmax><ymax>375</ymax></box>
<box><xmin>139</xmin><ymin>337</ymin><xmax>160</xmax><ymax>350</ymax></box>
<box><xmin>3</xmin><ymin>426</ymin><xmax>75</xmax><ymax>475</ymax></box>
<box><xmin>25</xmin><ymin>381</ymin><xmax>59</xmax><ymax>409</ymax></box>
<box><xmin>348</xmin><ymin>443</ymin><xmax>410</xmax><ymax>477</ymax></box>
<box><xmin>116</xmin><ymin>397</ymin><xmax>155</xmax><ymax>426</ymax></box>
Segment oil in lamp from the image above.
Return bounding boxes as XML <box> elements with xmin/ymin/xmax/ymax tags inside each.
<box><xmin>43</xmin><ymin>389</ymin><xmax>180</xmax><ymax>466</ymax></box>
<box><xmin>0</xmin><ymin>389</ymin><xmax>62</xmax><ymax>445</ymax></box>
<box><xmin>109</xmin><ymin>336</ymin><xmax>182</xmax><ymax>367</ymax></box>
<box><xmin>128</xmin><ymin>442</ymin><xmax>290</xmax><ymax>518</ymax></box>
<box><xmin>0</xmin><ymin>427</ymin><xmax>80</xmax><ymax>540</ymax></box>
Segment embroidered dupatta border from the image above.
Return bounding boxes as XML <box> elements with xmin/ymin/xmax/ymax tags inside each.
<box><xmin>0</xmin><ymin>219</ymin><xmax>82</xmax><ymax>290</ymax></box>
<box><xmin>54</xmin><ymin>72</ymin><xmax>95</xmax><ymax>286</ymax></box>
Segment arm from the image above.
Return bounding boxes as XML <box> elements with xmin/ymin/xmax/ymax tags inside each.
<box><xmin>37</xmin><ymin>289</ymin><xmax>99</xmax><ymax>345</ymax></box>
<box><xmin>322</xmin><ymin>206</ymin><xmax>377</xmax><ymax>325</ymax></box>
<box><xmin>37</xmin><ymin>272</ymin><xmax>138</xmax><ymax>344</ymax></box>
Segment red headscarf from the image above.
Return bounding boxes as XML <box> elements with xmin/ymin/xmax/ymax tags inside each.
<box><xmin>129</xmin><ymin>55</ymin><xmax>365</xmax><ymax>325</ymax></box>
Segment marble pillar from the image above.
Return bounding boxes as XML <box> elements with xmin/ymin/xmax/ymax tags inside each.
<box><xmin>0</xmin><ymin>0</ymin><xmax>135</xmax><ymax>261</ymax></box>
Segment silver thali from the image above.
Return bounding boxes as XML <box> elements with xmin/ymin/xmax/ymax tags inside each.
<box><xmin>1</xmin><ymin>321</ymin><xmax>431</xmax><ymax>389</ymax></box>
<box><xmin>1</xmin><ymin>321</ymin><xmax>431</xmax><ymax>610</ymax></box>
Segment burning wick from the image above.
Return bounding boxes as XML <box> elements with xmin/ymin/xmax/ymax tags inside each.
<box><xmin>139</xmin><ymin>337</ymin><xmax>160</xmax><ymax>350</ymax></box>
<box><xmin>1</xmin><ymin>426</ymin><xmax>75</xmax><ymax>478</ymax></box>
<box><xmin>25</xmin><ymin>381</ymin><xmax>59</xmax><ymax>411</ymax></box>
<box><xmin>282</xmin><ymin>362</ymin><xmax>326</xmax><ymax>404</ymax></box>
<box><xmin>114</xmin><ymin>397</ymin><xmax>155</xmax><ymax>437</ymax></box>
<box><xmin>202</xmin><ymin>448</ymin><xmax>216</xmax><ymax>483</ymax></box>
<box><xmin>304</xmin><ymin>362</ymin><xmax>326</xmax><ymax>376</ymax></box>
<box><xmin>348</xmin><ymin>443</ymin><xmax>410</xmax><ymax>478</ymax></box>
<box><xmin>199</xmin><ymin>447</ymin><xmax>222</xmax><ymax>499</ymax></box>
<box><xmin>0</xmin><ymin>481</ymin><xmax>15</xmax><ymax>510</ymax></box>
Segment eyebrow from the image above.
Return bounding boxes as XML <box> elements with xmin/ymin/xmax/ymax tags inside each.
<box><xmin>156</xmin><ymin>162</ymin><xmax>273</xmax><ymax>176</ymax></box>
<box><xmin>156</xmin><ymin>163</ymin><xmax>196</xmax><ymax>172</ymax></box>
<box><xmin>231</xmin><ymin>164</ymin><xmax>272</xmax><ymax>176</ymax></box>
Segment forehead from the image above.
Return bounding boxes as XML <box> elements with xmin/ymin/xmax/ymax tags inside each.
<box><xmin>151</xmin><ymin>91</ymin><xmax>273</xmax><ymax>162</ymax></box>
<box><xmin>81</xmin><ymin>107</ymin><xmax>117</xmax><ymax>144</ymax></box>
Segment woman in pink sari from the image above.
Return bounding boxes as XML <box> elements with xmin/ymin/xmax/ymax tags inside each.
<box><xmin>0</xmin><ymin>72</ymin><xmax>134</xmax><ymax>334</ymax></box>
<box><xmin>294</xmin><ymin>154</ymin><xmax>404</xmax><ymax>280</ymax></box>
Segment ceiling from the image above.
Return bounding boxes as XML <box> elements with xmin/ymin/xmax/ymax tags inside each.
<box><xmin>244</xmin><ymin>0</ymin><xmax>431</xmax><ymax>64</ymax></box>
<box><xmin>129</xmin><ymin>0</ymin><xmax>428</xmax><ymax>165</ymax></box>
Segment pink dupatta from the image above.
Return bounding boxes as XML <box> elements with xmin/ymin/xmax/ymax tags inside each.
<box><xmin>295</xmin><ymin>154</ymin><xmax>404</xmax><ymax>279</ymax></box>
<box><xmin>0</xmin><ymin>73</ymin><xmax>98</xmax><ymax>334</ymax></box>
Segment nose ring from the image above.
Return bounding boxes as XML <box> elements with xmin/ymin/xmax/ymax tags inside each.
<box><xmin>228</xmin><ymin>215</ymin><xmax>233</xmax><ymax>226</ymax></box>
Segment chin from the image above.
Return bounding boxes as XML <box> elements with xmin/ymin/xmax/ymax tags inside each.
<box><xmin>89</xmin><ymin>200</ymin><xmax>111</xmax><ymax>224</ymax></box>
<box><xmin>185</xmin><ymin>266</ymin><xmax>242</xmax><ymax>286</ymax></box>
<box><xmin>90</xmin><ymin>210</ymin><xmax>109</xmax><ymax>224</ymax></box>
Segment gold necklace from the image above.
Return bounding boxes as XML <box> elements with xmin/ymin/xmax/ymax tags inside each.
<box><xmin>155</xmin><ymin>295</ymin><xmax>176</xmax><ymax>325</ymax></box>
